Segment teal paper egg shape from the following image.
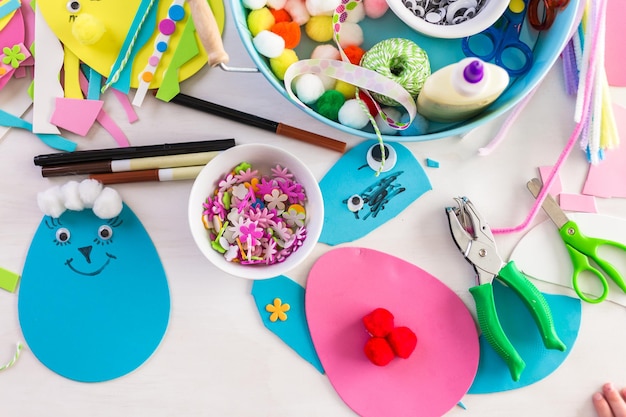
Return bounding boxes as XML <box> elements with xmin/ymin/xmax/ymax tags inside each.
<box><xmin>18</xmin><ymin>203</ymin><xmax>170</xmax><ymax>382</ymax></box>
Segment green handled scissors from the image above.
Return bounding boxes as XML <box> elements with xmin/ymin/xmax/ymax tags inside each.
<box><xmin>528</xmin><ymin>178</ymin><xmax>626</xmax><ymax>303</ymax></box>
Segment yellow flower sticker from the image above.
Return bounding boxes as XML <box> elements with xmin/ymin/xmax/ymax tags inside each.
<box><xmin>265</xmin><ymin>297</ymin><xmax>290</xmax><ymax>322</ymax></box>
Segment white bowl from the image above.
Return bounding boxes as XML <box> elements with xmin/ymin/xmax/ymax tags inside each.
<box><xmin>188</xmin><ymin>143</ymin><xmax>324</xmax><ymax>280</ymax></box>
<box><xmin>386</xmin><ymin>0</ymin><xmax>510</xmax><ymax>39</ymax></box>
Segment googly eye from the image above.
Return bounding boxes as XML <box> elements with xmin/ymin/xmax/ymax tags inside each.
<box><xmin>66</xmin><ymin>1</ymin><xmax>81</xmax><ymax>12</ymax></box>
<box><xmin>347</xmin><ymin>194</ymin><xmax>364</xmax><ymax>212</ymax></box>
<box><xmin>56</xmin><ymin>228</ymin><xmax>71</xmax><ymax>243</ymax></box>
<box><xmin>366</xmin><ymin>143</ymin><xmax>397</xmax><ymax>173</ymax></box>
<box><xmin>98</xmin><ymin>225</ymin><xmax>113</xmax><ymax>240</ymax></box>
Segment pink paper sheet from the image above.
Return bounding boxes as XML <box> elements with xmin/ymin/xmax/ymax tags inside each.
<box><xmin>559</xmin><ymin>193</ymin><xmax>597</xmax><ymax>213</ymax></box>
<box><xmin>539</xmin><ymin>166</ymin><xmax>562</xmax><ymax>197</ymax></box>
<box><xmin>605</xmin><ymin>0</ymin><xmax>626</xmax><ymax>86</ymax></box>
<box><xmin>50</xmin><ymin>97</ymin><xmax>103</xmax><ymax>136</ymax></box>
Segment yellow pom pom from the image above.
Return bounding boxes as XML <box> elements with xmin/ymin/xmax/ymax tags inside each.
<box><xmin>335</xmin><ymin>80</ymin><xmax>357</xmax><ymax>99</ymax></box>
<box><xmin>270</xmin><ymin>49</ymin><xmax>299</xmax><ymax>80</ymax></box>
<box><xmin>305</xmin><ymin>16</ymin><xmax>333</xmax><ymax>43</ymax></box>
<box><xmin>71</xmin><ymin>14</ymin><xmax>106</xmax><ymax>45</ymax></box>
<box><xmin>247</xmin><ymin>8</ymin><xmax>276</xmax><ymax>37</ymax></box>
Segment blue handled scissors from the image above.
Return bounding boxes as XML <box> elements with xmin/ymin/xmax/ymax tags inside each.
<box><xmin>528</xmin><ymin>178</ymin><xmax>626</xmax><ymax>304</ymax></box>
<box><xmin>461</xmin><ymin>0</ymin><xmax>533</xmax><ymax>77</ymax></box>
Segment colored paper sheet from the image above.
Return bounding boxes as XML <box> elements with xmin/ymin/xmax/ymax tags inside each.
<box><xmin>318</xmin><ymin>140</ymin><xmax>431</xmax><ymax>245</ymax></box>
<box><xmin>0</xmin><ymin>267</ymin><xmax>19</xmax><ymax>293</ymax></box>
<box><xmin>511</xmin><ymin>213</ymin><xmax>626</xmax><ymax>307</ymax></box>
<box><xmin>605</xmin><ymin>0</ymin><xmax>626</xmax><ymax>86</ymax></box>
<box><xmin>468</xmin><ymin>280</ymin><xmax>581</xmax><ymax>393</ymax></box>
<box><xmin>582</xmin><ymin>104</ymin><xmax>626</xmax><ymax>198</ymax></box>
<box><xmin>18</xmin><ymin>203</ymin><xmax>170</xmax><ymax>382</ymax></box>
<box><xmin>539</xmin><ymin>166</ymin><xmax>562</xmax><ymax>197</ymax></box>
<box><xmin>559</xmin><ymin>193</ymin><xmax>597</xmax><ymax>213</ymax></box>
<box><xmin>50</xmin><ymin>98</ymin><xmax>103</xmax><ymax>136</ymax></box>
<box><xmin>306</xmin><ymin>247</ymin><xmax>479</xmax><ymax>417</ymax></box>
<box><xmin>251</xmin><ymin>276</ymin><xmax>324</xmax><ymax>373</ymax></box>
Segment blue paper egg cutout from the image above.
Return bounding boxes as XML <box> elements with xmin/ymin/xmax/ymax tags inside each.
<box><xmin>18</xmin><ymin>203</ymin><xmax>170</xmax><ymax>382</ymax></box>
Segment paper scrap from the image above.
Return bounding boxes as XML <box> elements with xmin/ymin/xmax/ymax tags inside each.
<box><xmin>50</xmin><ymin>98</ymin><xmax>103</xmax><ymax>136</ymax></box>
<box><xmin>539</xmin><ymin>166</ymin><xmax>562</xmax><ymax>197</ymax></box>
<box><xmin>605</xmin><ymin>0</ymin><xmax>626</xmax><ymax>86</ymax></box>
<box><xmin>559</xmin><ymin>193</ymin><xmax>597</xmax><ymax>213</ymax></box>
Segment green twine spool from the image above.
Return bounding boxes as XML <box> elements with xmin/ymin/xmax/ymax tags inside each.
<box><xmin>360</xmin><ymin>38</ymin><xmax>431</xmax><ymax>106</ymax></box>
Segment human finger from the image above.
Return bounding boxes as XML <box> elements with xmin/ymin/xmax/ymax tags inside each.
<box><xmin>603</xmin><ymin>383</ymin><xmax>626</xmax><ymax>417</ymax></box>
<box><xmin>594</xmin><ymin>391</ymin><xmax>614</xmax><ymax>417</ymax></box>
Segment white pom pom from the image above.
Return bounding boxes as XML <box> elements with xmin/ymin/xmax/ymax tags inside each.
<box><xmin>78</xmin><ymin>179</ymin><xmax>103</xmax><ymax>208</ymax></box>
<box><xmin>305</xmin><ymin>0</ymin><xmax>340</xmax><ymax>15</ymax></box>
<box><xmin>311</xmin><ymin>44</ymin><xmax>340</xmax><ymax>60</ymax></box>
<box><xmin>267</xmin><ymin>0</ymin><xmax>287</xmax><ymax>8</ymax></box>
<box><xmin>338</xmin><ymin>99</ymin><xmax>370</xmax><ymax>129</ymax></box>
<box><xmin>337</xmin><ymin>22</ymin><xmax>363</xmax><ymax>48</ymax></box>
<box><xmin>294</xmin><ymin>73</ymin><xmax>326</xmax><ymax>104</ymax></box>
<box><xmin>37</xmin><ymin>186</ymin><xmax>66</xmax><ymax>218</ymax></box>
<box><xmin>253</xmin><ymin>30</ymin><xmax>285</xmax><ymax>58</ymax></box>
<box><xmin>318</xmin><ymin>74</ymin><xmax>336</xmax><ymax>90</ymax></box>
<box><xmin>243</xmin><ymin>0</ymin><xmax>267</xmax><ymax>9</ymax></box>
<box><xmin>92</xmin><ymin>187</ymin><xmax>123</xmax><ymax>219</ymax></box>
<box><xmin>345</xmin><ymin>2</ymin><xmax>365</xmax><ymax>22</ymax></box>
<box><xmin>375</xmin><ymin>107</ymin><xmax>401</xmax><ymax>135</ymax></box>
<box><xmin>61</xmin><ymin>181</ymin><xmax>85</xmax><ymax>211</ymax></box>
<box><xmin>284</xmin><ymin>0</ymin><xmax>310</xmax><ymax>25</ymax></box>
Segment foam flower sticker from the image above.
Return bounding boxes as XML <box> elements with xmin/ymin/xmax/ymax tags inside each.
<box><xmin>3</xmin><ymin>45</ymin><xmax>25</xmax><ymax>68</ymax></box>
<box><xmin>264</xmin><ymin>188</ymin><xmax>288</xmax><ymax>212</ymax></box>
<box><xmin>266</xmin><ymin>298</ymin><xmax>290</xmax><ymax>322</ymax></box>
<box><xmin>271</xmin><ymin>165</ymin><xmax>294</xmax><ymax>182</ymax></box>
<box><xmin>240</xmin><ymin>220</ymin><xmax>264</xmax><ymax>247</ymax></box>
<box><xmin>282</xmin><ymin>205</ymin><xmax>306</xmax><ymax>227</ymax></box>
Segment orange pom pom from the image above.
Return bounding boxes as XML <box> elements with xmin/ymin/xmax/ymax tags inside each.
<box><xmin>344</xmin><ymin>44</ymin><xmax>366</xmax><ymax>65</ymax></box>
<box><xmin>270</xmin><ymin>8</ymin><xmax>292</xmax><ymax>23</ymax></box>
<box><xmin>271</xmin><ymin>21</ymin><xmax>301</xmax><ymax>49</ymax></box>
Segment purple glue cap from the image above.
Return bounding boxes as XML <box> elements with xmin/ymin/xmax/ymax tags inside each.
<box><xmin>463</xmin><ymin>60</ymin><xmax>484</xmax><ymax>84</ymax></box>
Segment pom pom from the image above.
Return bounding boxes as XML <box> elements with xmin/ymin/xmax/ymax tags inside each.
<box><xmin>345</xmin><ymin>2</ymin><xmax>366</xmax><ymax>22</ymax></box>
<box><xmin>270</xmin><ymin>7</ymin><xmax>292</xmax><ymax>22</ymax></box>
<box><xmin>305</xmin><ymin>15</ymin><xmax>333</xmax><ymax>42</ymax></box>
<box><xmin>247</xmin><ymin>7</ymin><xmax>276</xmax><ymax>37</ymax></box>
<box><xmin>311</xmin><ymin>44</ymin><xmax>340</xmax><ymax>60</ymax></box>
<box><xmin>337</xmin><ymin>22</ymin><xmax>363</xmax><ymax>48</ymax></box>
<box><xmin>318</xmin><ymin>74</ymin><xmax>337</xmax><ymax>90</ymax></box>
<box><xmin>243</xmin><ymin>0</ymin><xmax>267</xmax><ymax>10</ymax></box>
<box><xmin>338</xmin><ymin>99</ymin><xmax>370</xmax><ymax>129</ymax></box>
<box><xmin>92</xmin><ymin>187</ymin><xmax>123</xmax><ymax>219</ymax></box>
<box><xmin>37</xmin><ymin>186</ymin><xmax>66</xmax><ymax>218</ymax></box>
<box><xmin>305</xmin><ymin>0</ymin><xmax>340</xmax><ymax>16</ymax></box>
<box><xmin>363</xmin><ymin>0</ymin><xmax>389</xmax><ymax>19</ymax></box>
<box><xmin>398</xmin><ymin>112</ymin><xmax>429</xmax><ymax>136</ymax></box>
<box><xmin>334</xmin><ymin>80</ymin><xmax>356</xmax><ymax>99</ymax></box>
<box><xmin>386</xmin><ymin>326</ymin><xmax>417</xmax><ymax>359</ymax></box>
<box><xmin>268</xmin><ymin>0</ymin><xmax>288</xmax><ymax>9</ymax></box>
<box><xmin>375</xmin><ymin>107</ymin><xmax>401</xmax><ymax>135</ymax></box>
<box><xmin>269</xmin><ymin>49</ymin><xmax>299</xmax><ymax>80</ymax></box>
<box><xmin>315</xmin><ymin>89</ymin><xmax>345</xmax><ymax>121</ymax></box>
<box><xmin>362</xmin><ymin>308</ymin><xmax>395</xmax><ymax>337</ymax></box>
<box><xmin>253</xmin><ymin>30</ymin><xmax>285</xmax><ymax>58</ymax></box>
<box><xmin>71</xmin><ymin>14</ymin><xmax>106</xmax><ymax>45</ymax></box>
<box><xmin>271</xmin><ymin>21</ymin><xmax>301</xmax><ymax>49</ymax></box>
<box><xmin>343</xmin><ymin>44</ymin><xmax>365</xmax><ymax>65</ymax></box>
<box><xmin>61</xmin><ymin>181</ymin><xmax>85</xmax><ymax>211</ymax></box>
<box><xmin>294</xmin><ymin>73</ymin><xmax>326</xmax><ymax>104</ymax></box>
<box><xmin>284</xmin><ymin>0</ymin><xmax>310</xmax><ymax>25</ymax></box>
<box><xmin>364</xmin><ymin>337</ymin><xmax>395</xmax><ymax>366</ymax></box>
<box><xmin>78</xmin><ymin>179</ymin><xmax>103</xmax><ymax>208</ymax></box>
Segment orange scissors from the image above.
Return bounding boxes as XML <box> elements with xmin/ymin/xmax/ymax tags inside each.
<box><xmin>527</xmin><ymin>0</ymin><xmax>570</xmax><ymax>30</ymax></box>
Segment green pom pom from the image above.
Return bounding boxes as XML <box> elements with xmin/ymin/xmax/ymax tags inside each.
<box><xmin>315</xmin><ymin>90</ymin><xmax>346</xmax><ymax>122</ymax></box>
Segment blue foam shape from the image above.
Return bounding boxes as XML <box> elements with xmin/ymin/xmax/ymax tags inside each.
<box><xmin>468</xmin><ymin>280</ymin><xmax>581</xmax><ymax>393</ymax></box>
<box><xmin>251</xmin><ymin>276</ymin><xmax>324</xmax><ymax>374</ymax></box>
<box><xmin>18</xmin><ymin>204</ymin><xmax>170</xmax><ymax>382</ymax></box>
<box><xmin>319</xmin><ymin>140</ymin><xmax>431</xmax><ymax>245</ymax></box>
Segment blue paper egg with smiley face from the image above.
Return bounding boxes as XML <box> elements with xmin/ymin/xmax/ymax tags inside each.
<box><xmin>18</xmin><ymin>181</ymin><xmax>170</xmax><ymax>382</ymax></box>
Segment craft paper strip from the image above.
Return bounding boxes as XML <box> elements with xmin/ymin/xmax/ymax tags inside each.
<box><xmin>0</xmin><ymin>0</ymin><xmax>20</xmax><ymax>19</ymax></box>
<box><xmin>605</xmin><ymin>0</ymin><xmax>626</xmax><ymax>86</ymax></box>
<box><xmin>0</xmin><ymin>76</ymin><xmax>32</xmax><ymax>141</ymax></box>
<box><xmin>559</xmin><ymin>193</ymin><xmax>597</xmax><ymax>213</ymax></box>
<box><xmin>63</xmin><ymin>48</ymin><xmax>83</xmax><ymax>99</ymax></box>
<box><xmin>0</xmin><ymin>267</ymin><xmax>19</xmax><ymax>292</ymax></box>
<box><xmin>468</xmin><ymin>280</ymin><xmax>581</xmax><ymax>393</ymax></box>
<box><xmin>32</xmin><ymin>6</ymin><xmax>62</xmax><ymax>134</ymax></box>
<box><xmin>112</xmin><ymin>88</ymin><xmax>139</xmax><ymax>123</ymax></box>
<box><xmin>0</xmin><ymin>108</ymin><xmax>76</xmax><ymax>151</ymax></box>
<box><xmin>319</xmin><ymin>140</ymin><xmax>431</xmax><ymax>245</ymax></box>
<box><xmin>18</xmin><ymin>203</ymin><xmax>170</xmax><ymax>382</ymax></box>
<box><xmin>306</xmin><ymin>247</ymin><xmax>479</xmax><ymax>417</ymax></box>
<box><xmin>539</xmin><ymin>166</ymin><xmax>562</xmax><ymax>197</ymax></box>
<box><xmin>86</xmin><ymin>67</ymin><xmax>102</xmax><ymax>100</ymax></box>
<box><xmin>50</xmin><ymin>98</ymin><xmax>104</xmax><ymax>136</ymax></box>
<box><xmin>251</xmin><ymin>276</ymin><xmax>324</xmax><ymax>373</ymax></box>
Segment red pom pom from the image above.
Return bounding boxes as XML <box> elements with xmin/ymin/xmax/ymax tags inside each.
<box><xmin>271</xmin><ymin>21</ymin><xmax>301</xmax><ymax>49</ymax></box>
<box><xmin>344</xmin><ymin>44</ymin><xmax>365</xmax><ymax>65</ymax></box>
<box><xmin>270</xmin><ymin>8</ymin><xmax>292</xmax><ymax>23</ymax></box>
<box><xmin>362</xmin><ymin>308</ymin><xmax>394</xmax><ymax>337</ymax></box>
<box><xmin>356</xmin><ymin>90</ymin><xmax>378</xmax><ymax>117</ymax></box>
<box><xmin>364</xmin><ymin>337</ymin><xmax>395</xmax><ymax>366</ymax></box>
<box><xmin>386</xmin><ymin>326</ymin><xmax>417</xmax><ymax>359</ymax></box>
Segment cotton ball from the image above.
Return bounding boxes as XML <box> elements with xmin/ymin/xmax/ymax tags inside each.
<box><xmin>284</xmin><ymin>0</ymin><xmax>310</xmax><ymax>25</ymax></box>
<box><xmin>338</xmin><ymin>99</ymin><xmax>370</xmax><ymax>129</ymax></box>
<box><xmin>311</xmin><ymin>44</ymin><xmax>340</xmax><ymax>60</ymax></box>
<box><xmin>294</xmin><ymin>73</ymin><xmax>326</xmax><ymax>104</ymax></box>
<box><xmin>93</xmin><ymin>187</ymin><xmax>123</xmax><ymax>219</ymax></box>
<box><xmin>399</xmin><ymin>112</ymin><xmax>430</xmax><ymax>136</ymax></box>
<box><xmin>37</xmin><ymin>186</ymin><xmax>66</xmax><ymax>218</ymax></box>
<box><xmin>61</xmin><ymin>181</ymin><xmax>85</xmax><ymax>211</ymax></box>
<box><xmin>337</xmin><ymin>22</ymin><xmax>363</xmax><ymax>48</ymax></box>
<box><xmin>345</xmin><ymin>2</ymin><xmax>366</xmax><ymax>22</ymax></box>
<box><xmin>334</xmin><ymin>80</ymin><xmax>356</xmax><ymax>99</ymax></box>
<box><xmin>374</xmin><ymin>107</ymin><xmax>402</xmax><ymax>135</ymax></box>
<box><xmin>305</xmin><ymin>15</ymin><xmax>333</xmax><ymax>42</ymax></box>
<box><xmin>363</xmin><ymin>0</ymin><xmax>389</xmax><ymax>19</ymax></box>
<box><xmin>269</xmin><ymin>49</ymin><xmax>299</xmax><ymax>80</ymax></box>
<box><xmin>271</xmin><ymin>21</ymin><xmax>301</xmax><ymax>48</ymax></box>
<box><xmin>253</xmin><ymin>30</ymin><xmax>285</xmax><ymax>58</ymax></box>
<box><xmin>243</xmin><ymin>0</ymin><xmax>267</xmax><ymax>9</ymax></box>
<box><xmin>305</xmin><ymin>0</ymin><xmax>340</xmax><ymax>16</ymax></box>
<box><xmin>71</xmin><ymin>14</ymin><xmax>106</xmax><ymax>45</ymax></box>
<box><xmin>315</xmin><ymin>90</ymin><xmax>345</xmax><ymax>121</ymax></box>
<box><xmin>247</xmin><ymin>7</ymin><xmax>276</xmax><ymax>37</ymax></box>
<box><xmin>318</xmin><ymin>74</ymin><xmax>336</xmax><ymax>90</ymax></box>
<box><xmin>78</xmin><ymin>179</ymin><xmax>103</xmax><ymax>208</ymax></box>
<box><xmin>267</xmin><ymin>0</ymin><xmax>288</xmax><ymax>9</ymax></box>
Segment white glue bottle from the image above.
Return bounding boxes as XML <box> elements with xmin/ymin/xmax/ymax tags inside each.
<box><xmin>416</xmin><ymin>58</ymin><xmax>509</xmax><ymax>123</ymax></box>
